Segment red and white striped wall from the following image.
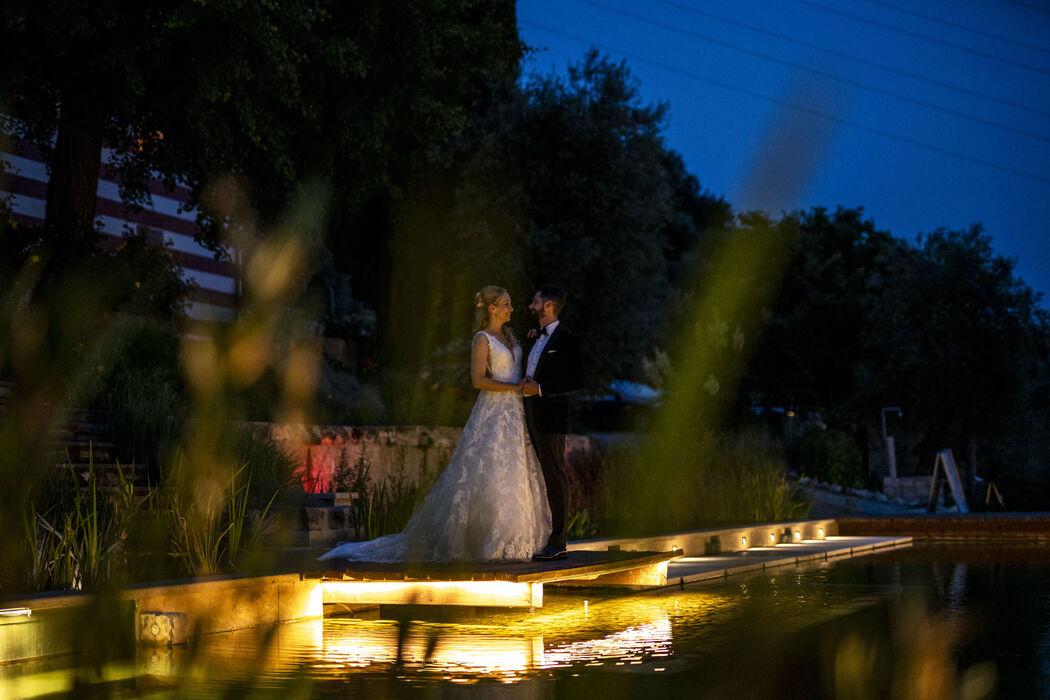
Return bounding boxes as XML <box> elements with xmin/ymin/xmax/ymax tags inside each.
<box><xmin>1</xmin><ymin>136</ymin><xmax>239</xmax><ymax>323</ymax></box>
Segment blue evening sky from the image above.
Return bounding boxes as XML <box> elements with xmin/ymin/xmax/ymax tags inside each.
<box><xmin>517</xmin><ymin>0</ymin><xmax>1050</xmax><ymax>303</ymax></box>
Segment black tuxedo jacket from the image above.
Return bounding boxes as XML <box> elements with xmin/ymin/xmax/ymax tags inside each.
<box><xmin>525</xmin><ymin>324</ymin><xmax>584</xmax><ymax>434</ymax></box>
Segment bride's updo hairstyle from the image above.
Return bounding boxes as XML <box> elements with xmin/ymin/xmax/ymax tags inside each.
<box><xmin>474</xmin><ymin>285</ymin><xmax>507</xmax><ymax>331</ymax></box>
<box><xmin>473</xmin><ymin>285</ymin><xmax>519</xmax><ymax>347</ymax></box>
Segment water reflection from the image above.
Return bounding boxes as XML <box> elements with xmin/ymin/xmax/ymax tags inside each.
<box><xmin>539</xmin><ymin>615</ymin><xmax>672</xmax><ymax>668</ymax></box>
<box><xmin>6</xmin><ymin>545</ymin><xmax>1045</xmax><ymax>697</ymax></box>
<box><xmin>173</xmin><ymin>590</ymin><xmax>738</xmax><ymax>685</ymax></box>
<box><xmin>322</xmin><ymin>619</ymin><xmax>543</xmax><ymax>677</ymax></box>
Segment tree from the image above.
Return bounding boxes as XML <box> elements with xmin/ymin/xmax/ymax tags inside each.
<box><xmin>382</xmin><ymin>50</ymin><xmax>730</xmax><ymax>395</ymax></box>
<box><xmin>885</xmin><ymin>226</ymin><xmax>1049</xmax><ymax>492</ymax></box>
<box><xmin>744</xmin><ymin>207</ymin><xmax>1050</xmax><ymax>500</ymax></box>
<box><xmin>745</xmin><ymin>206</ymin><xmax>901</xmax><ymax>423</ymax></box>
<box><xmin>1</xmin><ymin>0</ymin><xmax>522</xmax><ymax>256</ymax></box>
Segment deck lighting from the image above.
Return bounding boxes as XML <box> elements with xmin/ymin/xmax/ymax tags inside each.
<box><xmin>740</xmin><ymin>536</ymin><xmax>747</xmax><ymax>547</ymax></box>
<box><xmin>0</xmin><ymin>607</ymin><xmax>31</xmax><ymax>618</ymax></box>
<box><xmin>768</xmin><ymin>533</ymin><xmax>776</xmax><ymax>544</ymax></box>
<box><xmin>793</xmin><ymin>530</ymin><xmax>802</xmax><ymax>542</ymax></box>
<box><xmin>817</xmin><ymin>527</ymin><xmax>825</xmax><ymax>539</ymax></box>
<box><xmin>321</xmin><ymin>580</ymin><xmax>541</xmax><ymax>608</ymax></box>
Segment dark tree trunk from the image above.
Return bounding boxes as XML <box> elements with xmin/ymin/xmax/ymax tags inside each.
<box><xmin>44</xmin><ymin>100</ymin><xmax>104</xmax><ymax>252</ymax></box>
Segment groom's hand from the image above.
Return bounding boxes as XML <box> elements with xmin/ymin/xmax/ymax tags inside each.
<box><xmin>522</xmin><ymin>376</ymin><xmax>540</xmax><ymax>396</ymax></box>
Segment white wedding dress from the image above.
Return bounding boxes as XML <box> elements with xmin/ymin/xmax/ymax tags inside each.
<box><xmin>319</xmin><ymin>331</ymin><xmax>552</xmax><ymax>563</ymax></box>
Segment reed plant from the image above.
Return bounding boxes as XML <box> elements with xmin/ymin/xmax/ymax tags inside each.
<box><xmin>334</xmin><ymin>444</ymin><xmax>440</xmax><ymax>540</ymax></box>
<box><xmin>167</xmin><ymin>454</ymin><xmax>279</xmax><ymax>578</ymax></box>
<box><xmin>592</xmin><ymin>428</ymin><xmax>810</xmax><ymax>537</ymax></box>
<box><xmin>22</xmin><ymin>453</ymin><xmax>145</xmax><ymax>591</ymax></box>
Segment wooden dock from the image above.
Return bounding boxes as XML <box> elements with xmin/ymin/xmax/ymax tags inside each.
<box><xmin>308</xmin><ymin>549</ymin><xmax>685</xmax><ymax>609</ymax></box>
<box><xmin>307</xmin><ymin>533</ymin><xmax>913</xmax><ymax>610</ymax></box>
<box><xmin>665</xmin><ymin>535</ymin><xmax>913</xmax><ymax>585</ymax></box>
<box><xmin>310</xmin><ymin>549</ymin><xmax>683</xmax><ymax>584</ymax></box>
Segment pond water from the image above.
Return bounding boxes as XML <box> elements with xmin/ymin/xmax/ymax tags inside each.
<box><xmin>4</xmin><ymin>542</ymin><xmax>1049</xmax><ymax>698</ymax></box>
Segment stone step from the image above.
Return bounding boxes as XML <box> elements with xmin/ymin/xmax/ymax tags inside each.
<box><xmin>53</xmin><ymin>441</ymin><xmax>115</xmax><ymax>463</ymax></box>
<box><xmin>61</xmin><ymin>407</ymin><xmax>110</xmax><ymax>424</ymax></box>
<box><xmin>91</xmin><ymin>485</ymin><xmax>158</xmax><ymax>498</ymax></box>
<box><xmin>49</xmin><ymin>424</ymin><xmax>112</xmax><ymax>443</ymax></box>
<box><xmin>59</xmin><ymin>462</ymin><xmax>149</xmax><ymax>486</ymax></box>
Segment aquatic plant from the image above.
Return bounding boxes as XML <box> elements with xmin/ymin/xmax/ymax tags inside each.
<box><xmin>595</xmin><ymin>428</ymin><xmax>809</xmax><ymax>536</ymax></box>
<box><xmin>168</xmin><ymin>458</ymin><xmax>277</xmax><ymax>577</ymax></box>
<box><xmin>22</xmin><ymin>453</ymin><xmax>144</xmax><ymax>591</ymax></box>
<box><xmin>335</xmin><ymin>444</ymin><xmax>440</xmax><ymax>541</ymax></box>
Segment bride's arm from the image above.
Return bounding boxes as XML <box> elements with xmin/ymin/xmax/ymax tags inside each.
<box><xmin>471</xmin><ymin>334</ymin><xmax>522</xmax><ymax>392</ymax></box>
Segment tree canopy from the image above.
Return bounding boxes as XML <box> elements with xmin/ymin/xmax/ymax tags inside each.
<box><xmin>1</xmin><ymin>0</ymin><xmax>521</xmax><ymax>251</ymax></box>
<box><xmin>744</xmin><ymin>207</ymin><xmax>1050</xmax><ymax>495</ymax></box>
<box><xmin>380</xmin><ymin>50</ymin><xmax>730</xmax><ymax>396</ymax></box>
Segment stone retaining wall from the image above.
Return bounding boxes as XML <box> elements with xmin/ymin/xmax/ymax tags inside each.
<box><xmin>882</xmin><ymin>475</ymin><xmax>933</xmax><ymax>503</ymax></box>
<box><xmin>256</xmin><ymin>422</ymin><xmax>463</xmax><ymax>493</ymax></box>
<box><xmin>258</xmin><ymin>421</ymin><xmax>604</xmax><ymax>496</ymax></box>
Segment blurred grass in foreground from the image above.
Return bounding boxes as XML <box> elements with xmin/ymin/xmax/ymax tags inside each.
<box><xmin>0</xmin><ymin>176</ymin><xmax>326</xmax><ymax>593</ymax></box>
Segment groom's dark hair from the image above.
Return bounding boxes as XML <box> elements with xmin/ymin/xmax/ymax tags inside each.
<box><xmin>536</xmin><ymin>284</ymin><xmax>566</xmax><ymax>315</ymax></box>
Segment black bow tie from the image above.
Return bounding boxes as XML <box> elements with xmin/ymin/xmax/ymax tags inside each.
<box><xmin>539</xmin><ymin>326</ymin><xmax>549</xmax><ymax>336</ymax></box>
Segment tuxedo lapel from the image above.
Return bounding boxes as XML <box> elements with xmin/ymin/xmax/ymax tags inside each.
<box><xmin>534</xmin><ymin>324</ymin><xmax>563</xmax><ymax>378</ymax></box>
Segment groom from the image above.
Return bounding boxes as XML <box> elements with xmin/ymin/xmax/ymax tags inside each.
<box><xmin>523</xmin><ymin>284</ymin><xmax>584</xmax><ymax>561</ymax></box>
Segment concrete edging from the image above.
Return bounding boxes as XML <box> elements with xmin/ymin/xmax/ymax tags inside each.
<box><xmin>0</xmin><ymin>573</ymin><xmax>321</xmax><ymax>663</ymax></box>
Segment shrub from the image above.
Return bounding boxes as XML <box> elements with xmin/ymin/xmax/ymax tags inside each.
<box><xmin>227</xmin><ymin>425</ymin><xmax>303</xmax><ymax>510</ymax></box>
<box><xmin>93</xmin><ymin>321</ymin><xmax>186</xmax><ymax>480</ymax></box>
<box><xmin>789</xmin><ymin>425</ymin><xmax>864</xmax><ymax>487</ymax></box>
<box><xmin>593</xmin><ymin>428</ymin><xmax>810</xmax><ymax>536</ymax></box>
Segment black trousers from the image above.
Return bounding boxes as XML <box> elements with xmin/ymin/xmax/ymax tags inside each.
<box><xmin>525</xmin><ymin>401</ymin><xmax>568</xmax><ymax>548</ymax></box>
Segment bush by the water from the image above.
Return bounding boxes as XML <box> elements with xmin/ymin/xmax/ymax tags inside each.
<box><xmin>788</xmin><ymin>426</ymin><xmax>864</xmax><ymax>488</ymax></box>
<box><xmin>591</xmin><ymin>429</ymin><xmax>810</xmax><ymax>537</ymax></box>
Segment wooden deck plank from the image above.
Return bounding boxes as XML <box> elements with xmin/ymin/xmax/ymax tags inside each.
<box><xmin>305</xmin><ymin>549</ymin><xmax>684</xmax><ymax>584</ymax></box>
<box><xmin>665</xmin><ymin>536</ymin><xmax>913</xmax><ymax>585</ymax></box>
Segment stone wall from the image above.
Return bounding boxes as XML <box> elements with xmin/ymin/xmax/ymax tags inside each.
<box><xmin>882</xmin><ymin>475</ymin><xmax>932</xmax><ymax>504</ymax></box>
<box><xmin>257</xmin><ymin>423</ymin><xmax>463</xmax><ymax>493</ymax></box>
<box><xmin>259</xmin><ymin>422</ymin><xmax>606</xmax><ymax>496</ymax></box>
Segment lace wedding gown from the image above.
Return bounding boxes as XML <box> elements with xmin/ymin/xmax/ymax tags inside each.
<box><xmin>319</xmin><ymin>331</ymin><xmax>552</xmax><ymax>563</ymax></box>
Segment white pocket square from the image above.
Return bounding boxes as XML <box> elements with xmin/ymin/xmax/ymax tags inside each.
<box><xmin>545</xmin><ymin>349</ymin><xmax>557</xmax><ymax>354</ymax></box>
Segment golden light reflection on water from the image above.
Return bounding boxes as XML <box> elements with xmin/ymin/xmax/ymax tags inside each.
<box><xmin>322</xmin><ymin>620</ymin><xmax>542</xmax><ymax>677</ymax></box>
<box><xmin>539</xmin><ymin>616</ymin><xmax>672</xmax><ymax>668</ymax></box>
<box><xmin>308</xmin><ymin>589</ymin><xmax>736</xmax><ymax>681</ymax></box>
<box><xmin>128</xmin><ymin>588</ymin><xmax>738</xmax><ymax>688</ymax></box>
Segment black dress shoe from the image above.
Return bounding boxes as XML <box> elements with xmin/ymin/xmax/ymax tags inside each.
<box><xmin>533</xmin><ymin>545</ymin><xmax>568</xmax><ymax>561</ymax></box>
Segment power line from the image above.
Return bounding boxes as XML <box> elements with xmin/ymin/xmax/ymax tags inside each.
<box><xmin>576</xmin><ymin>0</ymin><xmax>1050</xmax><ymax>144</ymax></box>
<box><xmin>1008</xmin><ymin>1</ymin><xmax>1050</xmax><ymax>15</ymax></box>
<box><xmin>785</xmin><ymin>0</ymin><xmax>1050</xmax><ymax>77</ymax></box>
<box><xmin>655</xmin><ymin>0</ymin><xmax>1050</xmax><ymax>118</ymax></box>
<box><xmin>858</xmin><ymin>0</ymin><xmax>1050</xmax><ymax>56</ymax></box>
<box><xmin>520</xmin><ymin>21</ymin><xmax>1050</xmax><ymax>185</ymax></box>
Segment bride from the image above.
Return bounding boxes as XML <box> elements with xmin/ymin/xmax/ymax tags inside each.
<box><xmin>319</xmin><ymin>286</ymin><xmax>552</xmax><ymax>563</ymax></box>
